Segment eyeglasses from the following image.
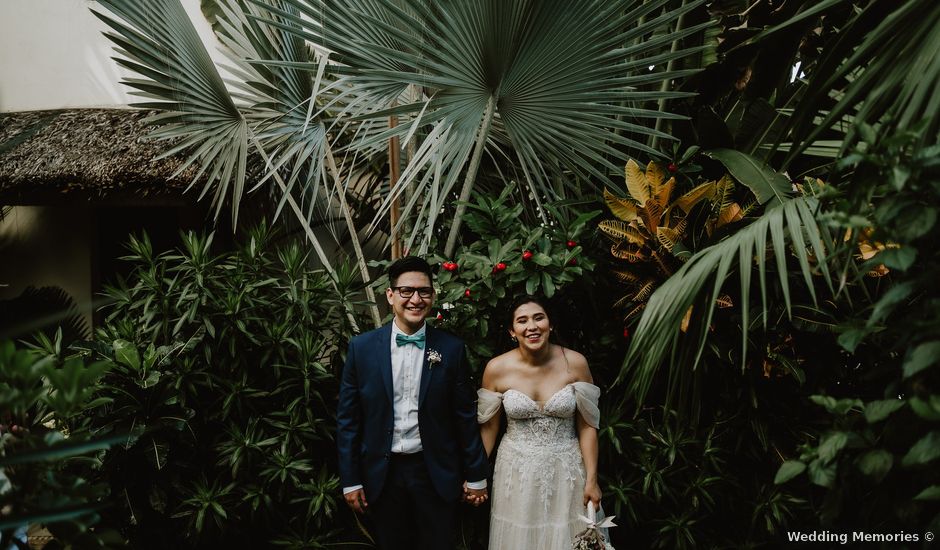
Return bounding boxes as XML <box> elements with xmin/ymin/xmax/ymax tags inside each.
<box><xmin>390</xmin><ymin>286</ymin><xmax>434</xmax><ymax>299</ymax></box>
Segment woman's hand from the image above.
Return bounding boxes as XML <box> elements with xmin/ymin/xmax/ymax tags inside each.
<box><xmin>583</xmin><ymin>480</ymin><xmax>602</xmax><ymax>508</ymax></box>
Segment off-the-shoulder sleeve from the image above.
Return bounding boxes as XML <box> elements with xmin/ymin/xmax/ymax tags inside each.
<box><xmin>572</xmin><ymin>381</ymin><xmax>601</xmax><ymax>428</ymax></box>
<box><xmin>477</xmin><ymin>388</ymin><xmax>503</xmax><ymax>424</ymax></box>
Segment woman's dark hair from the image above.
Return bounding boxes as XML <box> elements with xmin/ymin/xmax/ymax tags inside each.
<box><xmin>388</xmin><ymin>256</ymin><xmax>434</xmax><ymax>287</ymax></box>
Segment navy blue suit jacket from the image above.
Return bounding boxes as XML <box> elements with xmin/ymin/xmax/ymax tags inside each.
<box><xmin>336</xmin><ymin>323</ymin><xmax>489</xmax><ymax>502</ymax></box>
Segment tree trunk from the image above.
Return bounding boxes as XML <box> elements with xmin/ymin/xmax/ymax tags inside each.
<box><xmin>389</xmin><ymin>111</ymin><xmax>403</xmax><ymax>259</ymax></box>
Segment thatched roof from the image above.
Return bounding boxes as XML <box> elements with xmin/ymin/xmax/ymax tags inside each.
<box><xmin>0</xmin><ymin>108</ymin><xmax>202</xmax><ymax>204</ymax></box>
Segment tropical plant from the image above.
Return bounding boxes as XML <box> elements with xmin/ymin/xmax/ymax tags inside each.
<box><xmin>610</xmin><ymin>0</ymin><xmax>940</xmax><ymax>541</ymax></box>
<box><xmin>262</xmin><ymin>0</ymin><xmax>712</xmax><ymax>256</ymax></box>
<box><xmin>66</xmin><ymin>224</ymin><xmax>356</xmax><ymax>548</ymax></box>
<box><xmin>370</xmin><ymin>184</ymin><xmax>601</xmax><ymax>370</ymax></box>
<box><xmin>0</xmin><ymin>337</ymin><xmax>125</xmax><ymax>548</ymax></box>
<box><xmin>772</xmin><ymin>126</ymin><xmax>940</xmax><ymax>533</ymax></box>
<box><xmin>90</xmin><ymin>0</ymin><xmax>715</xmax><ymax>293</ymax></box>
<box><xmin>599</xmin><ymin>156</ymin><xmax>750</xmax><ymax>322</ymax></box>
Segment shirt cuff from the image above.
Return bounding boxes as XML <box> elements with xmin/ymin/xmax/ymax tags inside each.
<box><xmin>465</xmin><ymin>480</ymin><xmax>487</xmax><ymax>490</ymax></box>
<box><xmin>343</xmin><ymin>484</ymin><xmax>364</xmax><ymax>495</ymax></box>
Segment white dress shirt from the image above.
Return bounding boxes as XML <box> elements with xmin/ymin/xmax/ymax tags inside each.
<box><xmin>343</xmin><ymin>320</ymin><xmax>485</xmax><ymax>495</ymax></box>
<box><xmin>389</xmin><ymin>321</ymin><xmax>425</xmax><ymax>453</ymax></box>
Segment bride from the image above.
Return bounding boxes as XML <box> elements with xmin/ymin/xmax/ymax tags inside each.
<box><xmin>475</xmin><ymin>295</ymin><xmax>604</xmax><ymax>550</ymax></box>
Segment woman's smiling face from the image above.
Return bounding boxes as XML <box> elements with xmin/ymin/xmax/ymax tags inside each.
<box><xmin>510</xmin><ymin>301</ymin><xmax>551</xmax><ymax>350</ymax></box>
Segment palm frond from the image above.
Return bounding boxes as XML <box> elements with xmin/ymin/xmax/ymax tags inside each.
<box><xmin>93</xmin><ymin>0</ymin><xmax>248</xmax><ymax>222</ymax></box>
<box><xmin>264</xmin><ymin>0</ymin><xmax>711</xmax><ymax>250</ymax></box>
<box><xmin>780</xmin><ymin>0</ymin><xmax>940</xmax><ymax>163</ymax></box>
<box><xmin>620</xmin><ymin>196</ymin><xmax>834</xmax><ymax>407</ymax></box>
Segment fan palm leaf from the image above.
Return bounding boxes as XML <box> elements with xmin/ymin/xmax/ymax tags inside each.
<box><xmin>258</xmin><ymin>0</ymin><xmax>712</xmax><ymax>254</ymax></box>
<box><xmin>93</xmin><ymin>0</ymin><xmax>381</xmax><ymax>326</ymax></box>
<box><xmin>619</xmin><ymin>195</ymin><xmax>834</xmax><ymax>407</ymax></box>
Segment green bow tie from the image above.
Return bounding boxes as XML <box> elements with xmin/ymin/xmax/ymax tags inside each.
<box><xmin>396</xmin><ymin>332</ymin><xmax>426</xmax><ymax>349</ymax></box>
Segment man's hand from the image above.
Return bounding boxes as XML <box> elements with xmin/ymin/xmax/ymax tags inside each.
<box><xmin>345</xmin><ymin>488</ymin><xmax>368</xmax><ymax>514</ymax></box>
<box><xmin>463</xmin><ymin>482</ymin><xmax>488</xmax><ymax>506</ymax></box>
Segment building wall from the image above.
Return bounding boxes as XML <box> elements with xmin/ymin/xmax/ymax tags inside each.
<box><xmin>0</xmin><ymin>206</ymin><xmax>94</xmax><ymax>329</ymax></box>
<box><xmin>0</xmin><ymin>0</ymin><xmax>227</xmax><ymax>112</ymax></box>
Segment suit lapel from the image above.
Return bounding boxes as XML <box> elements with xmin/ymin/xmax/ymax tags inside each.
<box><xmin>418</xmin><ymin>326</ymin><xmax>434</xmax><ymax>408</ymax></box>
<box><xmin>376</xmin><ymin>324</ymin><xmax>394</xmax><ymax>405</ymax></box>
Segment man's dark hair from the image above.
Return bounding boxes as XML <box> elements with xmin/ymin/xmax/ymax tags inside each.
<box><xmin>388</xmin><ymin>256</ymin><xmax>434</xmax><ymax>287</ymax></box>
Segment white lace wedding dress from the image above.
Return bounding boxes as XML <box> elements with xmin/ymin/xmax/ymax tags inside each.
<box><xmin>478</xmin><ymin>381</ymin><xmax>602</xmax><ymax>550</ymax></box>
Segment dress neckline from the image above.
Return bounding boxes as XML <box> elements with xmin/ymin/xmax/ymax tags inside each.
<box><xmin>504</xmin><ymin>383</ymin><xmax>574</xmax><ymax>410</ymax></box>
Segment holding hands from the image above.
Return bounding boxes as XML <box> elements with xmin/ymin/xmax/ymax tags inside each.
<box><xmin>463</xmin><ymin>481</ymin><xmax>488</xmax><ymax>506</ymax></box>
<box><xmin>344</xmin><ymin>488</ymin><xmax>368</xmax><ymax>514</ymax></box>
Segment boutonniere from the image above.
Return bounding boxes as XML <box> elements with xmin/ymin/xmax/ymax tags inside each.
<box><xmin>426</xmin><ymin>348</ymin><xmax>442</xmax><ymax>368</ymax></box>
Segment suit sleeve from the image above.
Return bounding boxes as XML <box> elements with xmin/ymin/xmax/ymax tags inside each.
<box><xmin>453</xmin><ymin>343</ymin><xmax>490</xmax><ymax>482</ymax></box>
<box><xmin>336</xmin><ymin>338</ymin><xmax>362</xmax><ymax>488</ymax></box>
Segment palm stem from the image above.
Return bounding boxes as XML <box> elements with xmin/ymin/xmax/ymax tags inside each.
<box><xmin>325</xmin><ymin>145</ymin><xmax>383</xmax><ymax>328</ymax></box>
<box><xmin>444</xmin><ymin>95</ymin><xmax>497</xmax><ymax>257</ymax></box>
<box><xmin>651</xmin><ymin>0</ymin><xmax>689</xmax><ymax>152</ymax></box>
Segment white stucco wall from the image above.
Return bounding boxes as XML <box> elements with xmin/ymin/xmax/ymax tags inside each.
<box><xmin>0</xmin><ymin>0</ymin><xmax>227</xmax><ymax>112</ymax></box>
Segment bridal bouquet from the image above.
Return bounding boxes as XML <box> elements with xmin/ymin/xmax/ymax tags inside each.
<box><xmin>572</xmin><ymin>501</ymin><xmax>616</xmax><ymax>550</ymax></box>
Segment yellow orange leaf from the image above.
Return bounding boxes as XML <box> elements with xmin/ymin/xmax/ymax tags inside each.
<box><xmin>598</xmin><ymin>220</ymin><xmax>646</xmax><ymax>245</ymax></box>
<box><xmin>641</xmin><ymin>199</ymin><xmax>663</xmax><ymax>234</ymax></box>
<box><xmin>610</xmin><ymin>244</ymin><xmax>647</xmax><ymax>262</ymax></box>
<box><xmin>646</xmin><ymin>160</ymin><xmax>666</xmax><ymax>193</ymax></box>
<box><xmin>604</xmin><ymin>187</ymin><xmax>639</xmax><ymax>222</ymax></box>
<box><xmin>613</xmin><ymin>269</ymin><xmax>643</xmax><ymax>284</ymax></box>
<box><xmin>674</xmin><ymin>181</ymin><xmax>716</xmax><ymax>213</ymax></box>
<box><xmin>656</xmin><ymin>226</ymin><xmax>682</xmax><ymax>251</ymax></box>
<box><xmin>625</xmin><ymin>159</ymin><xmax>651</xmax><ymax>204</ymax></box>
<box><xmin>716</xmin><ymin>202</ymin><xmax>743</xmax><ymax>228</ymax></box>
<box><xmin>680</xmin><ymin>306</ymin><xmax>693</xmax><ymax>333</ymax></box>
<box><xmin>655</xmin><ymin>176</ymin><xmax>676</xmax><ymax>210</ymax></box>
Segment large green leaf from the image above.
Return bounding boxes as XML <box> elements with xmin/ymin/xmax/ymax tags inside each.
<box><xmin>704</xmin><ymin>149</ymin><xmax>791</xmax><ymax>205</ymax></box>
<box><xmin>620</xmin><ymin>196</ymin><xmax>833</xmax><ymax>407</ymax></box>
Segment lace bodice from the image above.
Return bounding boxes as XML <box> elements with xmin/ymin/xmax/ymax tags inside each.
<box><xmin>503</xmin><ymin>386</ymin><xmax>578</xmax><ymax>446</ymax></box>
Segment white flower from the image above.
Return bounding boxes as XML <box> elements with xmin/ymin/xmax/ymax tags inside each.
<box><xmin>426</xmin><ymin>348</ymin><xmax>442</xmax><ymax>367</ymax></box>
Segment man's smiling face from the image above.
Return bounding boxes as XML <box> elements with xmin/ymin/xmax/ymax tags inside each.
<box><xmin>386</xmin><ymin>270</ymin><xmax>435</xmax><ymax>334</ymax></box>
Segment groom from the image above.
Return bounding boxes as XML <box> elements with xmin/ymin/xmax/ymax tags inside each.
<box><xmin>337</xmin><ymin>256</ymin><xmax>489</xmax><ymax>549</ymax></box>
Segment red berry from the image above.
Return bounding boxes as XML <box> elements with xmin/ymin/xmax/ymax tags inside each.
<box><xmin>667</xmin><ymin>163</ymin><xmax>678</xmax><ymax>173</ymax></box>
<box><xmin>566</xmin><ymin>240</ymin><xmax>577</xmax><ymax>249</ymax></box>
<box><xmin>442</xmin><ymin>261</ymin><xmax>459</xmax><ymax>272</ymax></box>
<box><xmin>623</xmin><ymin>327</ymin><xmax>630</xmax><ymax>339</ymax></box>
<box><xmin>522</xmin><ymin>250</ymin><xmax>533</xmax><ymax>261</ymax></box>
<box><xmin>464</xmin><ymin>289</ymin><xmax>472</xmax><ymax>297</ymax></box>
<box><xmin>492</xmin><ymin>262</ymin><xmax>507</xmax><ymax>273</ymax></box>
<box><xmin>567</xmin><ymin>258</ymin><xmax>578</xmax><ymax>266</ymax></box>
<box><xmin>436</xmin><ymin>312</ymin><xmax>443</xmax><ymax>320</ymax></box>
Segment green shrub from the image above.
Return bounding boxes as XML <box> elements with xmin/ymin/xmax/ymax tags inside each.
<box><xmin>0</xmin><ymin>336</ymin><xmax>124</xmax><ymax>548</ymax></box>
<box><xmin>74</xmin><ymin>223</ymin><xmax>357</xmax><ymax>548</ymax></box>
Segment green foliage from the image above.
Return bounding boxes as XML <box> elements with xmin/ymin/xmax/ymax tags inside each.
<box><xmin>373</xmin><ymin>185</ymin><xmax>601</xmax><ymax>370</ymax></box>
<box><xmin>71</xmin><ymin>223</ymin><xmax>355</xmax><ymax>548</ymax></box>
<box><xmin>773</xmin><ymin>129</ymin><xmax>940</xmax><ymax>531</ymax></box>
<box><xmin>0</xmin><ymin>337</ymin><xmax>124</xmax><ymax>548</ymax></box>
